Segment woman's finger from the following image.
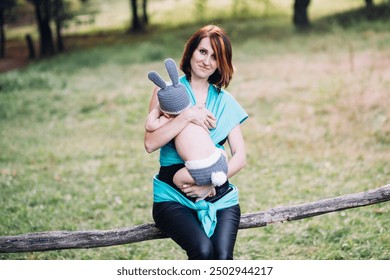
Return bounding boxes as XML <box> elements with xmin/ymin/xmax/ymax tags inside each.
<box><xmin>206</xmin><ymin>110</ymin><xmax>216</xmax><ymax>120</ymax></box>
<box><xmin>181</xmin><ymin>186</ymin><xmax>192</xmax><ymax>193</ymax></box>
<box><xmin>200</xmin><ymin>122</ymin><xmax>210</xmax><ymax>133</ymax></box>
<box><xmin>207</xmin><ymin>118</ymin><xmax>216</xmax><ymax>128</ymax></box>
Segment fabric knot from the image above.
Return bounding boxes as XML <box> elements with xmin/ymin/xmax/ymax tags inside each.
<box><xmin>195</xmin><ymin>200</ymin><xmax>217</xmax><ymax>237</ymax></box>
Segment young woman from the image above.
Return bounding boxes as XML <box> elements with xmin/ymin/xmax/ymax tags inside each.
<box><xmin>144</xmin><ymin>25</ymin><xmax>248</xmax><ymax>260</ymax></box>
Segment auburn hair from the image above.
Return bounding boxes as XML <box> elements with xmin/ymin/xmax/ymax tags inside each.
<box><xmin>180</xmin><ymin>25</ymin><xmax>234</xmax><ymax>90</ymax></box>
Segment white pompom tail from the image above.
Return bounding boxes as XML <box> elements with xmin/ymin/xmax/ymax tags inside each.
<box><xmin>211</xmin><ymin>171</ymin><xmax>227</xmax><ymax>187</ymax></box>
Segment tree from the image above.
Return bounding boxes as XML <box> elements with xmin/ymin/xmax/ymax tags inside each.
<box><xmin>27</xmin><ymin>0</ymin><xmax>93</xmax><ymax>57</ymax></box>
<box><xmin>129</xmin><ymin>0</ymin><xmax>148</xmax><ymax>32</ymax></box>
<box><xmin>27</xmin><ymin>0</ymin><xmax>55</xmax><ymax>57</ymax></box>
<box><xmin>0</xmin><ymin>0</ymin><xmax>17</xmax><ymax>58</ymax></box>
<box><xmin>293</xmin><ymin>0</ymin><xmax>311</xmax><ymax>29</ymax></box>
<box><xmin>365</xmin><ymin>0</ymin><xmax>374</xmax><ymax>8</ymax></box>
<box><xmin>142</xmin><ymin>0</ymin><xmax>148</xmax><ymax>25</ymax></box>
<box><xmin>53</xmin><ymin>0</ymin><xmax>65</xmax><ymax>52</ymax></box>
<box><xmin>129</xmin><ymin>0</ymin><xmax>140</xmax><ymax>32</ymax></box>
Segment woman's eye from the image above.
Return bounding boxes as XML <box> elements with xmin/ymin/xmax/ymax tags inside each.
<box><xmin>199</xmin><ymin>49</ymin><xmax>206</xmax><ymax>54</ymax></box>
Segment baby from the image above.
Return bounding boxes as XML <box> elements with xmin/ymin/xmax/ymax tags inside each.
<box><xmin>146</xmin><ymin>58</ymin><xmax>228</xmax><ymax>201</ymax></box>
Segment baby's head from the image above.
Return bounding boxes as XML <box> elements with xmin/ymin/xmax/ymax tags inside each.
<box><xmin>148</xmin><ymin>58</ymin><xmax>190</xmax><ymax>115</ymax></box>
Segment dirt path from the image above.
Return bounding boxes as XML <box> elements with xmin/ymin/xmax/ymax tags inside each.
<box><xmin>0</xmin><ymin>39</ymin><xmax>30</xmax><ymax>74</ymax></box>
<box><xmin>0</xmin><ymin>58</ymin><xmax>29</xmax><ymax>73</ymax></box>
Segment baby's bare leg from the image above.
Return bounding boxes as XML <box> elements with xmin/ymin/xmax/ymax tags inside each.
<box><xmin>173</xmin><ymin>167</ymin><xmax>195</xmax><ymax>188</ymax></box>
<box><xmin>173</xmin><ymin>167</ymin><xmax>216</xmax><ymax>201</ymax></box>
<box><xmin>221</xmin><ymin>149</ymin><xmax>228</xmax><ymax>162</ymax></box>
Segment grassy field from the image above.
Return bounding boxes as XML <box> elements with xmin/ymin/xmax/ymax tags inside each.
<box><xmin>0</xmin><ymin>1</ymin><xmax>389</xmax><ymax>260</ymax></box>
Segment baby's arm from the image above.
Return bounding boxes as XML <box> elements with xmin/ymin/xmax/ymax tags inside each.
<box><xmin>145</xmin><ymin>105</ymin><xmax>172</xmax><ymax>132</ymax></box>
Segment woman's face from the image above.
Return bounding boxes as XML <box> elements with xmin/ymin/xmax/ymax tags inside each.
<box><xmin>190</xmin><ymin>37</ymin><xmax>218</xmax><ymax>81</ymax></box>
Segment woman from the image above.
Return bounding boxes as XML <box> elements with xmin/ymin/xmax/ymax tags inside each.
<box><xmin>144</xmin><ymin>25</ymin><xmax>248</xmax><ymax>260</ymax></box>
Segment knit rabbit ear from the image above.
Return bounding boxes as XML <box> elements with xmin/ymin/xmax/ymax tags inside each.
<box><xmin>148</xmin><ymin>71</ymin><xmax>167</xmax><ymax>89</ymax></box>
<box><xmin>164</xmin><ymin>58</ymin><xmax>179</xmax><ymax>86</ymax></box>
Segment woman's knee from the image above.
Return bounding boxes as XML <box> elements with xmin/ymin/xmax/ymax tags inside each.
<box><xmin>188</xmin><ymin>240</ymin><xmax>214</xmax><ymax>260</ymax></box>
<box><xmin>191</xmin><ymin>243</ymin><xmax>233</xmax><ymax>260</ymax></box>
<box><xmin>214</xmin><ymin>249</ymin><xmax>233</xmax><ymax>260</ymax></box>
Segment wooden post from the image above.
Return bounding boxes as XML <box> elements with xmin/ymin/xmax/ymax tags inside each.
<box><xmin>25</xmin><ymin>34</ymin><xmax>36</xmax><ymax>59</ymax></box>
<box><xmin>0</xmin><ymin>184</ymin><xmax>389</xmax><ymax>253</ymax></box>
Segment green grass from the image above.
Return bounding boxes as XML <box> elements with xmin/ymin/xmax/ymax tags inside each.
<box><xmin>1</xmin><ymin>2</ymin><xmax>389</xmax><ymax>260</ymax></box>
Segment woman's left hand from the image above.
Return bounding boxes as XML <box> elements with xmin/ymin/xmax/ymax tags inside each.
<box><xmin>179</xmin><ymin>184</ymin><xmax>215</xmax><ymax>201</ymax></box>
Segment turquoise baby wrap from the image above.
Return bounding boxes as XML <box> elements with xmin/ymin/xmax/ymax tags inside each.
<box><xmin>153</xmin><ymin>175</ymin><xmax>239</xmax><ymax>237</ymax></box>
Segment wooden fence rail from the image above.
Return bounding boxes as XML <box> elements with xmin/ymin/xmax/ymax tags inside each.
<box><xmin>0</xmin><ymin>184</ymin><xmax>389</xmax><ymax>253</ymax></box>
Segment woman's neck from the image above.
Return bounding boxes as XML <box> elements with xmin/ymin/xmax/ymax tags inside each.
<box><xmin>190</xmin><ymin>78</ymin><xmax>209</xmax><ymax>104</ymax></box>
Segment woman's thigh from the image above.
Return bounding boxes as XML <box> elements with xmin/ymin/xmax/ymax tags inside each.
<box><xmin>210</xmin><ymin>204</ymin><xmax>241</xmax><ymax>260</ymax></box>
<box><xmin>153</xmin><ymin>202</ymin><xmax>214</xmax><ymax>259</ymax></box>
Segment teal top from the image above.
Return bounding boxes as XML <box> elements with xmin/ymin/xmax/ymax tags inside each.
<box><xmin>153</xmin><ymin>76</ymin><xmax>248</xmax><ymax>237</ymax></box>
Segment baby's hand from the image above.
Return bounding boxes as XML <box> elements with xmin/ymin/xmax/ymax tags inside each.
<box><xmin>209</xmin><ymin>187</ymin><xmax>216</xmax><ymax>197</ymax></box>
<box><xmin>195</xmin><ymin>187</ymin><xmax>216</xmax><ymax>202</ymax></box>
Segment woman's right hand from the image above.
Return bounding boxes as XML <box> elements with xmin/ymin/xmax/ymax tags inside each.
<box><xmin>184</xmin><ymin>104</ymin><xmax>216</xmax><ymax>132</ymax></box>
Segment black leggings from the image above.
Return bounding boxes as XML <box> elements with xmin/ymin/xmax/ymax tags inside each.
<box><xmin>153</xmin><ymin>164</ymin><xmax>241</xmax><ymax>260</ymax></box>
<box><xmin>153</xmin><ymin>202</ymin><xmax>240</xmax><ymax>260</ymax></box>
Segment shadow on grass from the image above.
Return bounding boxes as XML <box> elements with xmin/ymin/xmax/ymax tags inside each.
<box><xmin>316</xmin><ymin>3</ymin><xmax>390</xmax><ymax>28</ymax></box>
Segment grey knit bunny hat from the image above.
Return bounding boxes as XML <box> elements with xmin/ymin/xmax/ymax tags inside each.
<box><xmin>148</xmin><ymin>58</ymin><xmax>191</xmax><ymax>115</ymax></box>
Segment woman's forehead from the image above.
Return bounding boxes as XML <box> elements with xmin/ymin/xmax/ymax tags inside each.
<box><xmin>198</xmin><ymin>37</ymin><xmax>213</xmax><ymax>51</ymax></box>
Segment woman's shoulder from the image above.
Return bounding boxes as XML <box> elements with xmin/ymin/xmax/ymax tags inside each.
<box><xmin>212</xmin><ymin>86</ymin><xmax>237</xmax><ymax>103</ymax></box>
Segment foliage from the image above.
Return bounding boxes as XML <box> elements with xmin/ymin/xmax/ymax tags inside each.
<box><xmin>0</xmin><ymin>0</ymin><xmax>18</xmax><ymax>57</ymax></box>
<box><xmin>23</xmin><ymin>0</ymin><xmax>96</xmax><ymax>56</ymax></box>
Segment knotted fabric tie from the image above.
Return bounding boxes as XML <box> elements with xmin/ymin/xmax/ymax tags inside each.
<box><xmin>194</xmin><ymin>200</ymin><xmax>217</xmax><ymax>237</ymax></box>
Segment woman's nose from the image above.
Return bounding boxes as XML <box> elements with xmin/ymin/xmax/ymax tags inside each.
<box><xmin>203</xmin><ymin>56</ymin><xmax>211</xmax><ymax>65</ymax></box>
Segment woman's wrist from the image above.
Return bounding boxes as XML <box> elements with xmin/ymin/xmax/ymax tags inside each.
<box><xmin>180</xmin><ymin>106</ymin><xmax>196</xmax><ymax>123</ymax></box>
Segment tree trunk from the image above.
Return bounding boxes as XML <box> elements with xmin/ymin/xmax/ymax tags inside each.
<box><xmin>34</xmin><ymin>0</ymin><xmax>55</xmax><ymax>57</ymax></box>
<box><xmin>293</xmin><ymin>0</ymin><xmax>311</xmax><ymax>29</ymax></box>
<box><xmin>142</xmin><ymin>0</ymin><xmax>148</xmax><ymax>25</ymax></box>
<box><xmin>129</xmin><ymin>0</ymin><xmax>141</xmax><ymax>32</ymax></box>
<box><xmin>365</xmin><ymin>0</ymin><xmax>374</xmax><ymax>8</ymax></box>
<box><xmin>54</xmin><ymin>0</ymin><xmax>64</xmax><ymax>53</ymax></box>
<box><xmin>0</xmin><ymin>184</ymin><xmax>388</xmax><ymax>253</ymax></box>
<box><xmin>0</xmin><ymin>7</ymin><xmax>5</xmax><ymax>58</ymax></box>
<box><xmin>55</xmin><ymin>19</ymin><xmax>64</xmax><ymax>52</ymax></box>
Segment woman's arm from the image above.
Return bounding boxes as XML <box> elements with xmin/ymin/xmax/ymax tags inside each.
<box><xmin>145</xmin><ymin>105</ymin><xmax>172</xmax><ymax>132</ymax></box>
<box><xmin>144</xmin><ymin>87</ymin><xmax>216</xmax><ymax>153</ymax></box>
<box><xmin>226</xmin><ymin>124</ymin><xmax>247</xmax><ymax>179</ymax></box>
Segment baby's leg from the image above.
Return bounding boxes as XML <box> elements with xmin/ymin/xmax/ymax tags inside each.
<box><xmin>173</xmin><ymin>167</ymin><xmax>216</xmax><ymax>202</ymax></box>
<box><xmin>221</xmin><ymin>149</ymin><xmax>228</xmax><ymax>162</ymax></box>
<box><xmin>173</xmin><ymin>167</ymin><xmax>195</xmax><ymax>188</ymax></box>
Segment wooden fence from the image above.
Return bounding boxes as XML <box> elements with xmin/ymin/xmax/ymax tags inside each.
<box><xmin>0</xmin><ymin>184</ymin><xmax>389</xmax><ymax>253</ymax></box>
